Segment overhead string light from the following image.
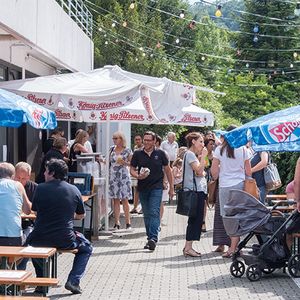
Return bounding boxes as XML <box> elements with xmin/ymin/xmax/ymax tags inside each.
<box><xmin>97</xmin><ymin>27</ymin><xmax>300</xmax><ymax>86</ymax></box>
<box><xmin>294</xmin><ymin>2</ymin><xmax>300</xmax><ymax>16</ymax></box>
<box><xmin>179</xmin><ymin>10</ymin><xmax>185</xmax><ymax>19</ymax></box>
<box><xmin>93</xmin><ymin>18</ymin><xmax>300</xmax><ymax>68</ymax></box>
<box><xmin>89</xmin><ymin>3</ymin><xmax>300</xmax><ymax>61</ymax></box>
<box><xmin>215</xmin><ymin>4</ymin><xmax>222</xmax><ymax>18</ymax></box>
<box><xmin>129</xmin><ymin>1</ymin><xmax>135</xmax><ymax>10</ymax></box>
<box><xmin>87</xmin><ymin>0</ymin><xmax>300</xmax><ymax>55</ymax></box>
<box><xmin>94</xmin><ymin>22</ymin><xmax>300</xmax><ymax>76</ymax></box>
<box><xmin>88</xmin><ymin>1</ymin><xmax>299</xmax><ymax>75</ymax></box>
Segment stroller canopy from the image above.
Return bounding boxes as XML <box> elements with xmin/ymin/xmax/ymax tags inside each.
<box><xmin>223</xmin><ymin>189</ymin><xmax>271</xmax><ymax>236</ymax></box>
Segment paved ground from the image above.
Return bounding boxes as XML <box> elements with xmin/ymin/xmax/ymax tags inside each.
<box><xmin>24</xmin><ymin>204</ymin><xmax>300</xmax><ymax>299</ymax></box>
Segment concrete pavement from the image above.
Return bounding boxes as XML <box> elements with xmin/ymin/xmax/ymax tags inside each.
<box><xmin>25</xmin><ymin>204</ymin><xmax>300</xmax><ymax>299</ymax></box>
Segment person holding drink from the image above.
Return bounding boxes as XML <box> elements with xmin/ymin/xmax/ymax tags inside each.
<box><xmin>109</xmin><ymin>132</ymin><xmax>133</xmax><ymax>231</ymax></box>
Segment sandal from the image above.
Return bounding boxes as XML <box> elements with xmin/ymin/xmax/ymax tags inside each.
<box><xmin>183</xmin><ymin>248</ymin><xmax>201</xmax><ymax>257</ymax></box>
<box><xmin>214</xmin><ymin>245</ymin><xmax>225</xmax><ymax>253</ymax></box>
<box><xmin>222</xmin><ymin>250</ymin><xmax>234</xmax><ymax>258</ymax></box>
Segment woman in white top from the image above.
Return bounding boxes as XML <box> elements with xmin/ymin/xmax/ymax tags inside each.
<box><xmin>182</xmin><ymin>132</ymin><xmax>207</xmax><ymax>257</ymax></box>
<box><xmin>211</xmin><ymin>126</ymin><xmax>251</xmax><ymax>258</ymax></box>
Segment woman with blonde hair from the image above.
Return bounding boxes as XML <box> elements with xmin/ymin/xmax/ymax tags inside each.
<box><xmin>109</xmin><ymin>131</ymin><xmax>132</xmax><ymax>230</ymax></box>
<box><xmin>69</xmin><ymin>130</ymin><xmax>89</xmax><ymax>172</ymax></box>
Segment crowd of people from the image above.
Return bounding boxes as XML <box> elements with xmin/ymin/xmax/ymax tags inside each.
<box><xmin>1</xmin><ymin>125</ymin><xmax>300</xmax><ymax>295</ymax></box>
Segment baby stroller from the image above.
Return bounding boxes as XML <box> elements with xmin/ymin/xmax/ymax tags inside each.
<box><xmin>223</xmin><ymin>189</ymin><xmax>300</xmax><ymax>281</ymax></box>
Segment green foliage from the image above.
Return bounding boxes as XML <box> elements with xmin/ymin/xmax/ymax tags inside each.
<box><xmin>88</xmin><ymin>0</ymin><xmax>300</xmax><ymax>186</ymax></box>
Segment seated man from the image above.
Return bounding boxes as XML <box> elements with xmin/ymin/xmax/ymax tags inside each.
<box><xmin>14</xmin><ymin>161</ymin><xmax>38</xmax><ymax>270</ymax></box>
<box><xmin>0</xmin><ymin>162</ymin><xmax>31</xmax><ymax>246</ymax></box>
<box><xmin>27</xmin><ymin>159</ymin><xmax>92</xmax><ymax>294</ymax></box>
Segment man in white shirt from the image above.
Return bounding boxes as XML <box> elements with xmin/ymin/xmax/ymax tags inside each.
<box><xmin>161</xmin><ymin>132</ymin><xmax>178</xmax><ymax>166</ymax></box>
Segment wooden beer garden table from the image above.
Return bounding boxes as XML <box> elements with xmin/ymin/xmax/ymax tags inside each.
<box><xmin>0</xmin><ymin>270</ymin><xmax>32</xmax><ymax>296</ymax></box>
<box><xmin>0</xmin><ymin>246</ymin><xmax>57</xmax><ymax>278</ymax></box>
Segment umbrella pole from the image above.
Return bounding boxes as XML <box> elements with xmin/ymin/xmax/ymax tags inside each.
<box><xmin>104</xmin><ymin>113</ymin><xmax>110</xmax><ymax>231</ymax></box>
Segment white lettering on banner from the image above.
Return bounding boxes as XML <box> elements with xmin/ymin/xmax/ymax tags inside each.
<box><xmin>269</xmin><ymin>121</ymin><xmax>300</xmax><ymax>142</ymax></box>
<box><xmin>77</xmin><ymin>101</ymin><xmax>123</xmax><ymax>111</ymax></box>
<box><xmin>55</xmin><ymin>109</ymin><xmax>73</xmax><ymax>120</ymax></box>
<box><xmin>98</xmin><ymin>111</ymin><xmax>145</xmax><ymax>121</ymax></box>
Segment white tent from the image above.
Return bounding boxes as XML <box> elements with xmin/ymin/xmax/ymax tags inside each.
<box><xmin>0</xmin><ymin>65</ymin><xmax>218</xmax><ymax>231</ymax></box>
<box><xmin>0</xmin><ymin>65</ymin><xmax>215</xmax><ymax>126</ymax></box>
<box><xmin>54</xmin><ymin>98</ymin><xmax>214</xmax><ymax>126</ymax></box>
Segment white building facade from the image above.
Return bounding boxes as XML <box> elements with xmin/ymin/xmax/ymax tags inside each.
<box><xmin>0</xmin><ymin>0</ymin><xmax>94</xmax><ymax>175</ymax></box>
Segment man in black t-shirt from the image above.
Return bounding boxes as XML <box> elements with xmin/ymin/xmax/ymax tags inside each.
<box><xmin>27</xmin><ymin>159</ymin><xmax>92</xmax><ymax>295</ymax></box>
<box><xmin>130</xmin><ymin>131</ymin><xmax>174</xmax><ymax>251</ymax></box>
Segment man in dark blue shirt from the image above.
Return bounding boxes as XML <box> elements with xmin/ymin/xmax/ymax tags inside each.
<box><xmin>27</xmin><ymin>159</ymin><xmax>92</xmax><ymax>294</ymax></box>
<box><xmin>130</xmin><ymin>131</ymin><xmax>174</xmax><ymax>251</ymax></box>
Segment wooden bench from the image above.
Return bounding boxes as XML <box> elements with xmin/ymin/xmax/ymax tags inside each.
<box><xmin>19</xmin><ymin>277</ymin><xmax>58</xmax><ymax>290</ymax></box>
<box><xmin>57</xmin><ymin>249</ymin><xmax>78</xmax><ymax>254</ymax></box>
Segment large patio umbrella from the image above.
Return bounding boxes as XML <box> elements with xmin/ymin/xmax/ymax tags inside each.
<box><xmin>0</xmin><ymin>66</ymin><xmax>218</xmax><ymax>231</ymax></box>
<box><xmin>54</xmin><ymin>98</ymin><xmax>214</xmax><ymax>126</ymax></box>
<box><xmin>224</xmin><ymin>105</ymin><xmax>300</xmax><ymax>152</ymax></box>
<box><xmin>0</xmin><ymin>65</ymin><xmax>218</xmax><ymax>124</ymax></box>
<box><xmin>0</xmin><ymin>88</ymin><xmax>57</xmax><ymax>129</ymax></box>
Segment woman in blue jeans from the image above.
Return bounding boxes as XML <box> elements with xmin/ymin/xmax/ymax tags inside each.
<box><xmin>182</xmin><ymin>132</ymin><xmax>208</xmax><ymax>257</ymax></box>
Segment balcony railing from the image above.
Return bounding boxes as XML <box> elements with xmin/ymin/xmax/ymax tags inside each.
<box><xmin>56</xmin><ymin>0</ymin><xmax>93</xmax><ymax>38</ymax></box>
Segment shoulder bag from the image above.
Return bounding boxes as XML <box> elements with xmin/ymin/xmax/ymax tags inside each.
<box><xmin>207</xmin><ymin>178</ymin><xmax>218</xmax><ymax>207</ymax></box>
<box><xmin>243</xmin><ymin>148</ymin><xmax>259</xmax><ymax>199</ymax></box>
<box><xmin>176</xmin><ymin>154</ymin><xmax>199</xmax><ymax>218</ymax></box>
<box><xmin>264</xmin><ymin>155</ymin><xmax>282</xmax><ymax>191</ymax></box>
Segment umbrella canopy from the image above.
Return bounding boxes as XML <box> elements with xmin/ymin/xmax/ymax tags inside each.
<box><xmin>0</xmin><ymin>65</ymin><xmax>215</xmax><ymax>125</ymax></box>
<box><xmin>54</xmin><ymin>100</ymin><xmax>214</xmax><ymax>126</ymax></box>
<box><xmin>224</xmin><ymin>105</ymin><xmax>300</xmax><ymax>151</ymax></box>
<box><xmin>0</xmin><ymin>88</ymin><xmax>57</xmax><ymax>129</ymax></box>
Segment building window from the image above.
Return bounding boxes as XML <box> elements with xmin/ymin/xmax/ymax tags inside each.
<box><xmin>0</xmin><ymin>66</ymin><xmax>7</xmax><ymax>81</ymax></box>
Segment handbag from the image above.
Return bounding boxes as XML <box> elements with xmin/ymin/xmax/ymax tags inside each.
<box><xmin>176</xmin><ymin>155</ymin><xmax>199</xmax><ymax>218</ymax></box>
<box><xmin>207</xmin><ymin>179</ymin><xmax>218</xmax><ymax>207</ymax></box>
<box><xmin>242</xmin><ymin>148</ymin><xmax>259</xmax><ymax>199</ymax></box>
<box><xmin>264</xmin><ymin>156</ymin><xmax>282</xmax><ymax>191</ymax></box>
<box><xmin>244</xmin><ymin>178</ymin><xmax>259</xmax><ymax>199</ymax></box>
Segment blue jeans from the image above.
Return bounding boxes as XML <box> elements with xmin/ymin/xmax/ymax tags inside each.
<box><xmin>139</xmin><ymin>189</ymin><xmax>163</xmax><ymax>242</ymax></box>
<box><xmin>32</xmin><ymin>233</ymin><xmax>92</xmax><ymax>285</ymax></box>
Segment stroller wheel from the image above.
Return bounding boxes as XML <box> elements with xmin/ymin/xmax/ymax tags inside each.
<box><xmin>262</xmin><ymin>268</ymin><xmax>275</xmax><ymax>274</ymax></box>
<box><xmin>246</xmin><ymin>264</ymin><xmax>262</xmax><ymax>281</ymax></box>
<box><xmin>288</xmin><ymin>254</ymin><xmax>300</xmax><ymax>278</ymax></box>
<box><xmin>230</xmin><ymin>260</ymin><xmax>245</xmax><ymax>278</ymax></box>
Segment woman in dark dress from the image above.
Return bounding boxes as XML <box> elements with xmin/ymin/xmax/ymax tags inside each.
<box><xmin>250</xmin><ymin>149</ymin><xmax>268</xmax><ymax>204</ymax></box>
<box><xmin>69</xmin><ymin>130</ymin><xmax>89</xmax><ymax>172</ymax></box>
